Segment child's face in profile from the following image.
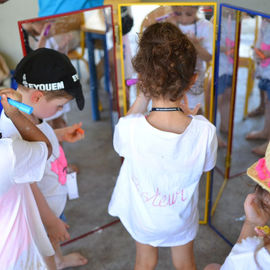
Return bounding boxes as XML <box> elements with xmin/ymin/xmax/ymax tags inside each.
<box><xmin>173</xmin><ymin>6</ymin><xmax>198</xmax><ymax>25</ymax></box>
<box><xmin>34</xmin><ymin>94</ymin><xmax>72</xmax><ymax>119</ymax></box>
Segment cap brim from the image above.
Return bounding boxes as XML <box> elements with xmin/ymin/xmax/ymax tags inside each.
<box><xmin>73</xmin><ymin>88</ymin><xmax>85</xmax><ymax>110</ymax></box>
<box><xmin>247</xmin><ymin>161</ymin><xmax>270</xmax><ymax>192</ymax></box>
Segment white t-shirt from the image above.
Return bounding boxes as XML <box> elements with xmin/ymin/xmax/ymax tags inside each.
<box><xmin>0</xmin><ymin>138</ymin><xmax>54</xmax><ymax>270</ymax></box>
<box><xmin>108</xmin><ymin>114</ymin><xmax>217</xmax><ymax>247</ymax></box>
<box><xmin>221</xmin><ymin>236</ymin><xmax>270</xmax><ymax>270</ymax></box>
<box><xmin>179</xmin><ymin>19</ymin><xmax>213</xmax><ymax>108</ymax></box>
<box><xmin>0</xmin><ymin>111</ymin><xmax>67</xmax><ymax>217</ymax></box>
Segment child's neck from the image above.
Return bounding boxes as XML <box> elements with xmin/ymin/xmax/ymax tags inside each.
<box><xmin>147</xmin><ymin>99</ymin><xmax>191</xmax><ymax>134</ymax></box>
<box><xmin>16</xmin><ymin>89</ymin><xmax>41</xmax><ymax>125</ymax></box>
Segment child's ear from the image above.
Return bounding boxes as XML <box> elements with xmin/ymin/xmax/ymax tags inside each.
<box><xmin>30</xmin><ymin>90</ymin><xmax>44</xmax><ymax>104</ymax></box>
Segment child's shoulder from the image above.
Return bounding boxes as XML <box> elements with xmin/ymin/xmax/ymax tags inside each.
<box><xmin>197</xmin><ymin>18</ymin><xmax>212</xmax><ymax>27</ymax></box>
<box><xmin>192</xmin><ymin>115</ymin><xmax>216</xmax><ymax>129</ymax></box>
<box><xmin>197</xmin><ymin>18</ymin><xmax>213</xmax><ymax>33</ymax></box>
<box><xmin>118</xmin><ymin>113</ymin><xmax>145</xmax><ymax>125</ymax></box>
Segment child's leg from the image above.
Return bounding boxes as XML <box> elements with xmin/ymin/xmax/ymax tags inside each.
<box><xmin>218</xmin><ymin>86</ymin><xmax>232</xmax><ymax>133</ymax></box>
<box><xmin>246</xmin><ymin>100</ymin><xmax>270</xmax><ymax>141</ymax></box>
<box><xmin>53</xmin><ymin>242</ymin><xmax>88</xmax><ymax>270</ymax></box>
<box><xmin>43</xmin><ymin>255</ymin><xmax>57</xmax><ymax>270</ymax></box>
<box><xmin>170</xmin><ymin>240</ymin><xmax>196</xmax><ymax>270</ymax></box>
<box><xmin>203</xmin><ymin>263</ymin><xmax>221</xmax><ymax>270</ymax></box>
<box><xmin>248</xmin><ymin>90</ymin><xmax>265</xmax><ymax>117</ymax></box>
<box><xmin>135</xmin><ymin>241</ymin><xmax>158</xmax><ymax>270</ymax></box>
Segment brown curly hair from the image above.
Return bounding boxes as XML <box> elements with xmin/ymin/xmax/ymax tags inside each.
<box><xmin>132</xmin><ymin>22</ymin><xmax>197</xmax><ymax>102</ymax></box>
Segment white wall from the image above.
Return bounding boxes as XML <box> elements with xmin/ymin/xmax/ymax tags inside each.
<box><xmin>1</xmin><ymin>0</ymin><xmax>270</xmax><ymax>69</ymax></box>
<box><xmin>0</xmin><ymin>0</ymin><xmax>38</xmax><ymax>68</ymax></box>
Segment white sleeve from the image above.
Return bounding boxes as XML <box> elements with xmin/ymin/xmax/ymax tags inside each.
<box><xmin>113</xmin><ymin>116</ymin><xmax>130</xmax><ymax>157</ymax></box>
<box><xmin>203</xmin><ymin>124</ymin><xmax>218</xmax><ymax>172</ymax></box>
<box><xmin>11</xmin><ymin>139</ymin><xmax>48</xmax><ymax>184</ymax></box>
<box><xmin>220</xmin><ymin>237</ymin><xmax>269</xmax><ymax>270</ymax></box>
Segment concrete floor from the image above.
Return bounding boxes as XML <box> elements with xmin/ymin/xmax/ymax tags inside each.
<box><xmin>58</xmin><ymin>59</ymin><xmax>263</xmax><ymax>270</ymax></box>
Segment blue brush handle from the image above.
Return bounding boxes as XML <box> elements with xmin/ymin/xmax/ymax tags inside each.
<box><xmin>0</xmin><ymin>96</ymin><xmax>33</xmax><ymax>114</ymax></box>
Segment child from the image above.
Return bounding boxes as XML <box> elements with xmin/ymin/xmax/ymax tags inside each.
<box><xmin>171</xmin><ymin>5</ymin><xmax>213</xmax><ymax>112</ymax></box>
<box><xmin>0</xmin><ymin>88</ymin><xmax>55</xmax><ymax>269</ymax></box>
<box><xmin>108</xmin><ymin>22</ymin><xmax>218</xmax><ymax>270</ymax></box>
<box><xmin>246</xmin><ymin>18</ymin><xmax>270</xmax><ymax>156</ymax></box>
<box><xmin>215</xmin><ymin>8</ymin><xmax>236</xmax><ymax>147</ymax></box>
<box><xmin>0</xmin><ymin>48</ymin><xmax>87</xmax><ymax>269</ymax></box>
<box><xmin>204</xmin><ymin>141</ymin><xmax>270</xmax><ymax>270</ymax></box>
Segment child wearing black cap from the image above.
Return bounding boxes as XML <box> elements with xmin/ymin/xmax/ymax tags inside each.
<box><xmin>0</xmin><ymin>48</ymin><xmax>87</xmax><ymax>269</ymax></box>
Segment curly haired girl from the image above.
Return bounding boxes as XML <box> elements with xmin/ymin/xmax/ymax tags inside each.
<box><xmin>108</xmin><ymin>22</ymin><xmax>218</xmax><ymax>270</ymax></box>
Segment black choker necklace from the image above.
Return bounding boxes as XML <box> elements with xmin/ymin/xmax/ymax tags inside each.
<box><xmin>150</xmin><ymin>107</ymin><xmax>183</xmax><ymax>112</ymax></box>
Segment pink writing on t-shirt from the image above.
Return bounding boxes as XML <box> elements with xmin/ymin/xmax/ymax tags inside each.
<box><xmin>133</xmin><ymin>178</ymin><xmax>187</xmax><ymax>207</ymax></box>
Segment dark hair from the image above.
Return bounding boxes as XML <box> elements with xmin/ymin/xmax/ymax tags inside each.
<box><xmin>132</xmin><ymin>22</ymin><xmax>197</xmax><ymax>102</ymax></box>
<box><xmin>255</xmin><ymin>184</ymin><xmax>270</xmax><ymax>215</ymax></box>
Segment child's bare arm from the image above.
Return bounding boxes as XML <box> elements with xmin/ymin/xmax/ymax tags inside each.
<box><xmin>0</xmin><ymin>89</ymin><xmax>52</xmax><ymax>158</ymax></box>
<box><xmin>30</xmin><ymin>183</ymin><xmax>70</xmax><ymax>244</ymax></box>
<box><xmin>188</xmin><ymin>35</ymin><xmax>212</xmax><ymax>62</ymax></box>
<box><xmin>127</xmin><ymin>92</ymin><xmax>150</xmax><ymax>115</ymax></box>
<box><xmin>237</xmin><ymin>193</ymin><xmax>270</xmax><ymax>243</ymax></box>
<box><xmin>261</xmin><ymin>49</ymin><xmax>270</xmax><ymax>58</ymax></box>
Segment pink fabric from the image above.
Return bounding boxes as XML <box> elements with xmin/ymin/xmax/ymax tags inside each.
<box><xmin>51</xmin><ymin>145</ymin><xmax>68</xmax><ymax>185</ymax></box>
<box><xmin>0</xmin><ymin>185</ymin><xmax>31</xmax><ymax>269</ymax></box>
<box><xmin>255</xmin><ymin>158</ymin><xmax>270</xmax><ymax>187</ymax></box>
<box><xmin>260</xmin><ymin>42</ymin><xmax>270</xmax><ymax>67</ymax></box>
<box><xmin>225</xmin><ymin>37</ymin><xmax>235</xmax><ymax>64</ymax></box>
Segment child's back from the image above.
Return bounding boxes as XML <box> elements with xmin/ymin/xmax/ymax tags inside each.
<box><xmin>109</xmin><ymin>113</ymin><xmax>216</xmax><ymax>246</ymax></box>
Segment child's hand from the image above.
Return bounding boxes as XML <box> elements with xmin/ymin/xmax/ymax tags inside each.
<box><xmin>244</xmin><ymin>193</ymin><xmax>270</xmax><ymax>226</ymax></box>
<box><xmin>0</xmin><ymin>88</ymin><xmax>22</xmax><ymax>116</ymax></box>
<box><xmin>47</xmin><ymin>217</ymin><xmax>70</xmax><ymax>244</ymax></box>
<box><xmin>179</xmin><ymin>94</ymin><xmax>201</xmax><ymax>116</ymax></box>
<box><xmin>54</xmin><ymin>122</ymin><xmax>85</xmax><ymax>143</ymax></box>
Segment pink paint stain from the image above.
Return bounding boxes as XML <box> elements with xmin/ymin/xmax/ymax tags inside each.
<box><xmin>51</xmin><ymin>145</ymin><xmax>67</xmax><ymax>185</ymax></box>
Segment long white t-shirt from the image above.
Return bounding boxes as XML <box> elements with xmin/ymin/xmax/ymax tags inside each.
<box><xmin>0</xmin><ymin>138</ymin><xmax>54</xmax><ymax>269</ymax></box>
<box><xmin>108</xmin><ymin>114</ymin><xmax>217</xmax><ymax>247</ymax></box>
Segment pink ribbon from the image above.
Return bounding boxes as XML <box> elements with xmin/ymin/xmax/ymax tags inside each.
<box><xmin>51</xmin><ymin>145</ymin><xmax>67</xmax><ymax>185</ymax></box>
<box><xmin>260</xmin><ymin>42</ymin><xmax>270</xmax><ymax>67</ymax></box>
<box><xmin>225</xmin><ymin>37</ymin><xmax>235</xmax><ymax>64</ymax></box>
<box><xmin>255</xmin><ymin>158</ymin><xmax>270</xmax><ymax>187</ymax></box>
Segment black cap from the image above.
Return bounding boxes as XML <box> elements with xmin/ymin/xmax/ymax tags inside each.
<box><xmin>14</xmin><ymin>48</ymin><xmax>85</xmax><ymax>110</ymax></box>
